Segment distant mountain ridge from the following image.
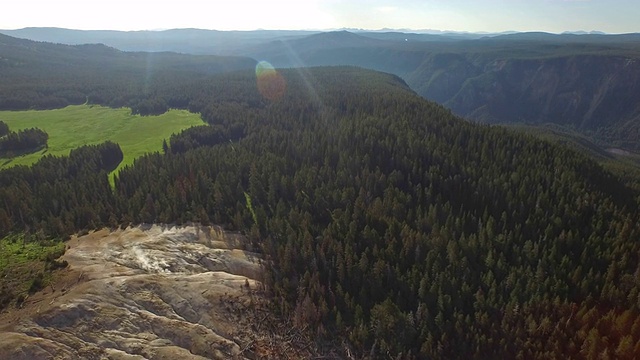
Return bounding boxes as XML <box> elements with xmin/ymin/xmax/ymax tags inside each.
<box><xmin>0</xmin><ymin>27</ymin><xmax>320</xmax><ymax>54</ymax></box>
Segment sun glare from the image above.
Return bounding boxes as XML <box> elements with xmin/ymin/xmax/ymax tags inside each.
<box><xmin>256</xmin><ymin>61</ymin><xmax>286</xmax><ymax>101</ymax></box>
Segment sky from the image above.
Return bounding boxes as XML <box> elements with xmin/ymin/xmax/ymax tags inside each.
<box><xmin>1</xmin><ymin>0</ymin><xmax>638</xmax><ymax>34</ymax></box>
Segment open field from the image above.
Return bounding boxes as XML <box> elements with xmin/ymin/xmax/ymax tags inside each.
<box><xmin>0</xmin><ymin>105</ymin><xmax>204</xmax><ymax>177</ymax></box>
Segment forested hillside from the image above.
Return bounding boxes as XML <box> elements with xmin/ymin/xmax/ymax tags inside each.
<box><xmin>0</xmin><ymin>33</ymin><xmax>256</xmax><ymax>112</ymax></box>
<box><xmin>241</xmin><ymin>31</ymin><xmax>640</xmax><ymax>151</ymax></box>
<box><xmin>1</xmin><ymin>46</ymin><xmax>640</xmax><ymax>358</ymax></box>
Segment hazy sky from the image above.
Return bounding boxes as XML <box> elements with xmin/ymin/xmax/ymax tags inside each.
<box><xmin>2</xmin><ymin>0</ymin><xmax>638</xmax><ymax>33</ymax></box>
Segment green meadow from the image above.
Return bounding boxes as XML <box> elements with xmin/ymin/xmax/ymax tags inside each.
<box><xmin>0</xmin><ymin>105</ymin><xmax>204</xmax><ymax>177</ymax></box>
<box><xmin>0</xmin><ymin>234</ymin><xmax>66</xmax><ymax>307</ymax></box>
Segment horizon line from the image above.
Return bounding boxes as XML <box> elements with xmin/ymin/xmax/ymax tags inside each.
<box><xmin>2</xmin><ymin>26</ymin><xmax>636</xmax><ymax>36</ymax></box>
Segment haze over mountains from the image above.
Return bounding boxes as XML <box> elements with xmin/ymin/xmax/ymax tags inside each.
<box><xmin>3</xmin><ymin>27</ymin><xmax>640</xmax><ymax>152</ymax></box>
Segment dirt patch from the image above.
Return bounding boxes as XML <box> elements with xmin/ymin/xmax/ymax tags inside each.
<box><xmin>0</xmin><ymin>225</ymin><xmax>324</xmax><ymax>359</ymax></box>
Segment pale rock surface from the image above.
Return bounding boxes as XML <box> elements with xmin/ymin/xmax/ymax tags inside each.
<box><xmin>0</xmin><ymin>225</ymin><xmax>267</xmax><ymax>360</ymax></box>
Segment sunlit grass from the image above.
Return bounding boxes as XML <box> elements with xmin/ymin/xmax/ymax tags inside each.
<box><xmin>0</xmin><ymin>235</ymin><xmax>65</xmax><ymax>272</ymax></box>
<box><xmin>0</xmin><ymin>105</ymin><xmax>204</xmax><ymax>179</ymax></box>
<box><xmin>0</xmin><ymin>234</ymin><xmax>66</xmax><ymax>308</ymax></box>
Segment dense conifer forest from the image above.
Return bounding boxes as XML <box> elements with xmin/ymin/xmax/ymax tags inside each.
<box><xmin>0</xmin><ymin>33</ymin><xmax>256</xmax><ymax>113</ymax></box>
<box><xmin>0</xmin><ymin>123</ymin><xmax>48</xmax><ymax>155</ymax></box>
<box><xmin>1</xmin><ymin>34</ymin><xmax>640</xmax><ymax>358</ymax></box>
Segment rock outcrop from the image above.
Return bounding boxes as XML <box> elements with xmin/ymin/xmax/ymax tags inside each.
<box><xmin>0</xmin><ymin>225</ymin><xmax>271</xmax><ymax>359</ymax></box>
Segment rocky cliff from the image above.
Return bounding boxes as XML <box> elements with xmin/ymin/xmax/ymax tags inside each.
<box><xmin>411</xmin><ymin>54</ymin><xmax>640</xmax><ymax>149</ymax></box>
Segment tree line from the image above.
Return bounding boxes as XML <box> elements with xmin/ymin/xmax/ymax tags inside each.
<box><xmin>0</xmin><ymin>121</ymin><xmax>48</xmax><ymax>155</ymax></box>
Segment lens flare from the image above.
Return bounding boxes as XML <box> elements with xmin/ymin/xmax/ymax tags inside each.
<box><xmin>256</xmin><ymin>61</ymin><xmax>286</xmax><ymax>101</ymax></box>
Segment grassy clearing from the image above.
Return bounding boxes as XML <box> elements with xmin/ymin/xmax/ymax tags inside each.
<box><xmin>0</xmin><ymin>235</ymin><xmax>66</xmax><ymax>309</ymax></box>
<box><xmin>0</xmin><ymin>104</ymin><xmax>204</xmax><ymax>178</ymax></box>
<box><xmin>0</xmin><ymin>236</ymin><xmax>65</xmax><ymax>273</ymax></box>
